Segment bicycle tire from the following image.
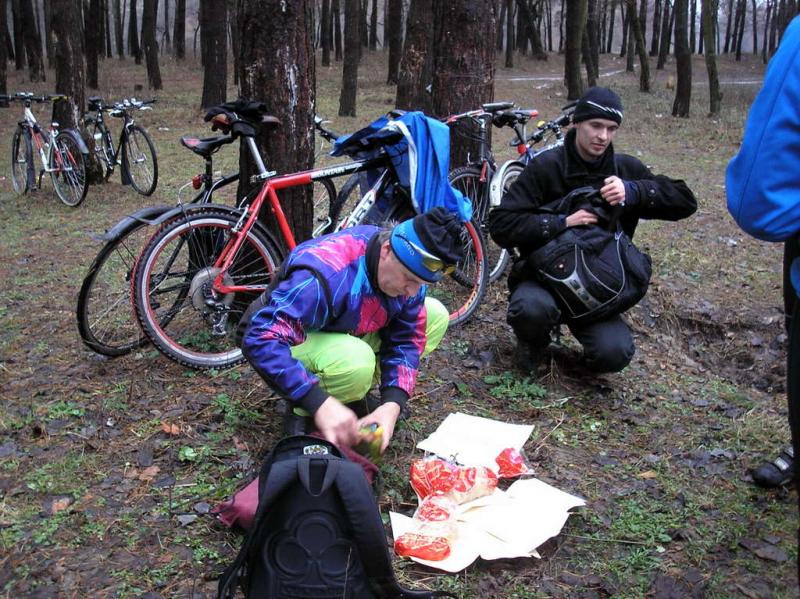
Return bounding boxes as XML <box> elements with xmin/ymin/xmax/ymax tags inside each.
<box><xmin>133</xmin><ymin>207</ymin><xmax>285</xmax><ymax>370</ymax></box>
<box><xmin>10</xmin><ymin>126</ymin><xmax>31</xmax><ymax>195</ymax></box>
<box><xmin>91</xmin><ymin>121</ymin><xmax>114</xmax><ymax>181</ymax></box>
<box><xmin>381</xmin><ymin>203</ymin><xmax>488</xmax><ymax>326</ymax></box>
<box><xmin>330</xmin><ymin>172</ymin><xmax>361</xmax><ymax>228</ymax></box>
<box><xmin>50</xmin><ymin>130</ymin><xmax>88</xmax><ymax>207</ymax></box>
<box><xmin>311</xmin><ymin>178</ymin><xmax>338</xmax><ymax>237</ymax></box>
<box><xmin>77</xmin><ymin>219</ymin><xmax>156</xmax><ymax>356</ymax></box>
<box><xmin>122</xmin><ymin>125</ymin><xmax>158</xmax><ymax>196</ymax></box>
<box><xmin>449</xmin><ymin>165</ymin><xmax>509</xmax><ymax>283</ymax></box>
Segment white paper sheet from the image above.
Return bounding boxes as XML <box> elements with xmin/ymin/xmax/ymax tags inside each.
<box><xmin>415</xmin><ymin>412</ymin><xmax>535</xmax><ymax>469</ymax></box>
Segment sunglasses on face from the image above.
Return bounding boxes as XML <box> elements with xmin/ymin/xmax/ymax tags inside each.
<box><xmin>396</xmin><ymin>235</ymin><xmax>457</xmax><ymax>276</ymax></box>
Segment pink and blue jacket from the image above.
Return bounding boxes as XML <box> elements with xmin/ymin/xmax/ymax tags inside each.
<box><xmin>241</xmin><ymin>226</ymin><xmax>427</xmax><ymax>415</ymax></box>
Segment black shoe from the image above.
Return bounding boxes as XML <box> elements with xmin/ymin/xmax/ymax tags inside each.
<box><xmin>282</xmin><ymin>412</ymin><xmax>311</xmax><ymax>436</ymax></box>
<box><xmin>514</xmin><ymin>339</ymin><xmax>543</xmax><ymax>374</ymax></box>
<box><xmin>752</xmin><ymin>446</ymin><xmax>795</xmax><ymax>488</ymax></box>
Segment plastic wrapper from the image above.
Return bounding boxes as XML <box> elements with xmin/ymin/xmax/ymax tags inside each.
<box><xmin>394</xmin><ymin>495</ymin><xmax>458</xmax><ymax>561</ymax></box>
<box><xmin>495</xmin><ymin>447</ymin><xmax>534</xmax><ymax>479</ymax></box>
<box><xmin>409</xmin><ymin>458</ymin><xmax>498</xmax><ymax>504</ymax></box>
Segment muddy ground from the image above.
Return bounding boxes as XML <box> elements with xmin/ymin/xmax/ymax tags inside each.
<box><xmin>0</xmin><ymin>51</ymin><xmax>797</xmax><ymax>598</ymax></box>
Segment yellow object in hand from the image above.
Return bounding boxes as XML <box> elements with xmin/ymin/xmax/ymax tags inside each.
<box><xmin>355</xmin><ymin>423</ymin><xmax>383</xmax><ymax>463</ymax></box>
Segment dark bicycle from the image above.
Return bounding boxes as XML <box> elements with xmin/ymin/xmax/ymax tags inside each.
<box><xmin>84</xmin><ymin>96</ymin><xmax>159</xmax><ymax>196</ymax></box>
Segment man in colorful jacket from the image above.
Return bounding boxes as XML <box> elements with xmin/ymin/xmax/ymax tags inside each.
<box><xmin>489</xmin><ymin>87</ymin><xmax>696</xmax><ymax>373</ymax></box>
<box><xmin>726</xmin><ymin>16</ymin><xmax>800</xmax><ymax>501</ymax></box>
<box><xmin>240</xmin><ymin>208</ymin><xmax>464</xmax><ymax>453</ymax></box>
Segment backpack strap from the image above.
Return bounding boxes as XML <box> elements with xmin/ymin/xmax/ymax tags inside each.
<box><xmin>333</xmin><ymin>465</ymin><xmax>458</xmax><ymax>599</ymax></box>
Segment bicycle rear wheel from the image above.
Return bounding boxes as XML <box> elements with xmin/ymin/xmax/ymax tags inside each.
<box><xmin>90</xmin><ymin>122</ymin><xmax>113</xmax><ymax>181</ymax></box>
<box><xmin>426</xmin><ymin>218</ymin><xmax>489</xmax><ymax>326</ymax></box>
<box><xmin>311</xmin><ymin>178</ymin><xmax>337</xmax><ymax>237</ymax></box>
<box><xmin>10</xmin><ymin>127</ymin><xmax>32</xmax><ymax>195</ymax></box>
<box><xmin>449</xmin><ymin>165</ymin><xmax>510</xmax><ymax>283</ymax></box>
<box><xmin>133</xmin><ymin>207</ymin><xmax>284</xmax><ymax>370</ymax></box>
<box><xmin>122</xmin><ymin>125</ymin><xmax>158</xmax><ymax>196</ymax></box>
<box><xmin>50</xmin><ymin>131</ymin><xmax>88</xmax><ymax>207</ymax></box>
<box><xmin>77</xmin><ymin>219</ymin><xmax>155</xmax><ymax>356</ymax></box>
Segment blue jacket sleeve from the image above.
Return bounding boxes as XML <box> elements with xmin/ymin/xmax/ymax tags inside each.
<box><xmin>241</xmin><ymin>269</ymin><xmax>331</xmax><ymax>415</ymax></box>
<box><xmin>726</xmin><ymin>16</ymin><xmax>800</xmax><ymax>242</ymax></box>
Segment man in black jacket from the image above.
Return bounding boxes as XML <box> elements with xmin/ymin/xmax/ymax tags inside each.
<box><xmin>489</xmin><ymin>87</ymin><xmax>697</xmax><ymax>372</ymax></box>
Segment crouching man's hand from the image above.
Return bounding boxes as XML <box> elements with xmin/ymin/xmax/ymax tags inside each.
<box><xmin>358</xmin><ymin>402</ymin><xmax>401</xmax><ymax>453</ymax></box>
<box><xmin>314</xmin><ymin>396</ymin><xmax>359</xmax><ymax>448</ymax></box>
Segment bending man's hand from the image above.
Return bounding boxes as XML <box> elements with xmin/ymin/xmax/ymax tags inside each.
<box><xmin>314</xmin><ymin>396</ymin><xmax>359</xmax><ymax>448</ymax></box>
<box><xmin>601</xmin><ymin>175</ymin><xmax>626</xmax><ymax>206</ymax></box>
<box><xmin>357</xmin><ymin>402</ymin><xmax>401</xmax><ymax>453</ymax></box>
<box><xmin>565</xmin><ymin>208</ymin><xmax>599</xmax><ymax>228</ymax></box>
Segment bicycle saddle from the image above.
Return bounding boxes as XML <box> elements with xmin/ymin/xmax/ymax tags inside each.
<box><xmin>180</xmin><ymin>134</ymin><xmax>235</xmax><ymax>158</ymax></box>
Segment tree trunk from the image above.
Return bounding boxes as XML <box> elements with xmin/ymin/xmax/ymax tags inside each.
<box><xmin>129</xmin><ymin>0</ymin><xmax>141</xmax><ymax>63</ymax></box>
<box><xmin>238</xmin><ymin>0</ymin><xmax>316</xmax><ymax>241</ymax></box>
<box><xmin>606</xmin><ymin>0</ymin><xmax>616</xmax><ymax>52</ymax></box>
<box><xmin>689</xmin><ymin>0</ymin><xmax>696</xmax><ymax>52</ymax></box>
<box><xmin>650</xmin><ymin>0</ymin><xmax>661</xmax><ymax>54</ymax></box>
<box><xmin>173</xmin><ymin>0</ymin><xmax>184</xmax><ymax>58</ymax></box>
<box><xmin>565</xmin><ymin>0</ymin><xmax>587</xmax><ymax>98</ymax></box>
<box><xmin>162</xmin><ymin>0</ymin><xmax>170</xmax><ymax>50</ymax></box>
<box><xmin>200</xmin><ymin>0</ymin><xmax>226</xmax><ymax>106</ymax></box>
<box><xmin>627</xmin><ymin>0</ymin><xmax>649</xmax><ymax>90</ymax></box>
<box><xmin>51</xmin><ymin>0</ymin><xmax>86</xmax><ymax>134</ymax></box>
<box><xmin>702</xmin><ymin>0</ymin><xmax>721</xmax><ymax>114</ymax></box>
<box><xmin>505</xmin><ymin>0</ymin><xmax>514</xmax><ymax>66</ymax></box>
<box><xmin>43</xmin><ymin>0</ymin><xmax>54</xmax><ymax>67</ymax></box>
<box><xmin>735</xmin><ymin>0</ymin><xmax>746</xmax><ymax>59</ymax></box>
<box><xmin>229</xmin><ymin>1</ymin><xmax>238</xmax><ymax>86</ymax></box>
<box><xmin>432</xmin><ymin>0</ymin><xmax>495</xmax><ymax>167</ymax></box>
<box><xmin>321</xmin><ymin>0</ymin><xmax>331</xmax><ymax>66</ymax></box>
<box><xmin>359</xmin><ymin>0</ymin><xmax>368</xmax><ymax>48</ymax></box>
<box><xmin>142</xmin><ymin>0</ymin><xmax>162</xmax><ymax>88</ymax></box>
<box><xmin>333</xmin><ymin>0</ymin><xmax>342</xmax><ymax>60</ymax></box>
<box><xmin>584</xmin><ymin>0</ymin><xmax>599</xmax><ymax>84</ymax></box>
<box><xmin>369</xmin><ymin>0</ymin><xmax>377</xmax><ymax>49</ymax></box>
<box><xmin>385</xmin><ymin>0</ymin><xmax>401</xmax><ymax>82</ymax></box>
<box><xmin>620</xmin><ymin>2</ymin><xmax>628</xmax><ymax>55</ymax></box>
<box><xmin>12</xmin><ymin>0</ymin><xmax>24</xmax><ymax>70</ymax></box>
<box><xmin>0</xmin><ymin>0</ymin><xmax>7</xmax><ymax>94</ymax></box>
<box><xmin>113</xmin><ymin>0</ymin><xmax>124</xmax><ymax>57</ymax></box>
<box><xmin>762</xmin><ymin>0</ymin><xmax>771</xmax><ymax>60</ymax></box>
<box><xmin>20</xmin><ymin>0</ymin><xmax>44</xmax><ymax>80</ymax></box>
<box><xmin>638</xmin><ymin>0</ymin><xmax>647</xmax><ymax>49</ymax></box>
<box><xmin>723</xmin><ymin>0</ymin><xmax>734</xmax><ymax>51</ymax></box>
<box><xmin>87</xmin><ymin>0</ymin><xmax>101</xmax><ymax>87</ymax></box>
<box><xmin>339</xmin><ymin>0</ymin><xmax>359</xmax><ymax>115</ymax></box>
<box><xmin>497</xmin><ymin>0</ymin><xmax>505</xmax><ymax>51</ymax></box>
<box><xmin>105</xmin><ymin>0</ymin><xmax>113</xmax><ymax>56</ymax></box>
<box><xmin>656</xmin><ymin>0</ymin><xmax>671</xmax><ymax>67</ymax></box>
<box><xmin>517</xmin><ymin>0</ymin><xmax>547</xmax><ymax>58</ymax></box>
<box><xmin>751</xmin><ymin>0</ymin><xmax>757</xmax><ymax>54</ymax></box>
<box><xmin>395</xmin><ymin>0</ymin><xmax>433</xmax><ymax>112</ymax></box>
<box><xmin>626</xmin><ymin>7</ymin><xmax>635</xmax><ymax>69</ymax></box>
<box><xmin>672</xmin><ymin>0</ymin><xmax>690</xmax><ymax>116</ymax></box>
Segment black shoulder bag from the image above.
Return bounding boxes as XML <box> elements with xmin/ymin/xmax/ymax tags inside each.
<box><xmin>524</xmin><ymin>186</ymin><xmax>652</xmax><ymax>326</ymax></box>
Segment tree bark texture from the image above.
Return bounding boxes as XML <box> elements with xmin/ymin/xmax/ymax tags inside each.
<box><xmin>583</xmin><ymin>0</ymin><xmax>599</xmax><ymax>85</ymax></box>
<box><xmin>395</xmin><ymin>0</ymin><xmax>433</xmax><ymax>112</ymax></box>
<box><xmin>723</xmin><ymin>0</ymin><xmax>734</xmax><ymax>51</ymax></box>
<box><xmin>200</xmin><ymin>0</ymin><xmax>226</xmax><ymax>107</ymax></box>
<box><xmin>20</xmin><ymin>0</ymin><xmax>44</xmax><ymax>80</ymax></box>
<box><xmin>173</xmin><ymin>0</ymin><xmax>185</xmax><ymax>58</ymax></box>
<box><xmin>369</xmin><ymin>0</ymin><xmax>377</xmax><ymax>49</ymax></box>
<box><xmin>432</xmin><ymin>0</ymin><xmax>496</xmax><ymax>167</ymax></box>
<box><xmin>565</xmin><ymin>0</ymin><xmax>587</xmax><ymax>98</ymax></box>
<box><xmin>129</xmin><ymin>0</ymin><xmax>141</xmax><ymax>63</ymax></box>
<box><xmin>505</xmin><ymin>0</ymin><xmax>514</xmax><ymax>67</ymax></box>
<box><xmin>517</xmin><ymin>0</ymin><xmax>547</xmax><ymax>58</ymax></box>
<box><xmin>113</xmin><ymin>0</ymin><xmax>124</xmax><ymax>57</ymax></box>
<box><xmin>627</xmin><ymin>0</ymin><xmax>649</xmax><ymax>90</ymax></box>
<box><xmin>672</xmin><ymin>0</ymin><xmax>691</xmax><ymax>116</ymax></box>
<box><xmin>689</xmin><ymin>0</ymin><xmax>696</xmax><ymax>52</ymax></box>
<box><xmin>0</xmin><ymin>0</ymin><xmax>6</xmax><ymax>93</ymax></box>
<box><xmin>142</xmin><ymin>0</ymin><xmax>162</xmax><ymax>89</ymax></box>
<box><xmin>12</xmin><ymin>0</ymin><xmax>24</xmax><ymax>70</ymax></box>
<box><xmin>51</xmin><ymin>0</ymin><xmax>84</xmax><ymax>130</ymax></box>
<box><xmin>321</xmin><ymin>0</ymin><xmax>331</xmax><ymax>66</ymax></box>
<box><xmin>385</xmin><ymin>0</ymin><xmax>402</xmax><ymax>83</ymax></box>
<box><xmin>650</xmin><ymin>0</ymin><xmax>661</xmax><ymax>54</ymax></box>
<box><xmin>162</xmin><ymin>0</ymin><xmax>170</xmax><ymax>50</ymax></box>
<box><xmin>43</xmin><ymin>0</ymin><xmax>53</xmax><ymax>67</ymax></box>
<box><xmin>339</xmin><ymin>0</ymin><xmax>359</xmax><ymax>116</ymax></box>
<box><xmin>87</xmin><ymin>0</ymin><xmax>102</xmax><ymax>88</ymax></box>
<box><xmin>238</xmin><ymin>0</ymin><xmax>316</xmax><ymax>241</ymax></box>
<box><xmin>702</xmin><ymin>0</ymin><xmax>721</xmax><ymax>114</ymax></box>
<box><xmin>656</xmin><ymin>0</ymin><xmax>671</xmax><ymax>68</ymax></box>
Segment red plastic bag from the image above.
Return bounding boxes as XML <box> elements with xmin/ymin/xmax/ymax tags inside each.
<box><xmin>495</xmin><ymin>447</ymin><xmax>533</xmax><ymax>478</ymax></box>
<box><xmin>394</xmin><ymin>495</ymin><xmax>458</xmax><ymax>561</ymax></box>
<box><xmin>409</xmin><ymin>458</ymin><xmax>498</xmax><ymax>504</ymax></box>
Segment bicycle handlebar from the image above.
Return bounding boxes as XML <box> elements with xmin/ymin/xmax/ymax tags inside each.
<box><xmin>445</xmin><ymin>100</ymin><xmax>516</xmax><ymax>124</ymax></box>
<box><xmin>0</xmin><ymin>92</ymin><xmax>70</xmax><ymax>104</ymax></box>
<box><xmin>314</xmin><ymin>114</ymin><xmax>341</xmax><ymax>143</ymax></box>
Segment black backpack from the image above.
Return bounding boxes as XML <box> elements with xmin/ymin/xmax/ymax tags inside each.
<box><xmin>217</xmin><ymin>435</ymin><xmax>457</xmax><ymax>599</ymax></box>
<box><xmin>524</xmin><ymin>186</ymin><xmax>652</xmax><ymax>325</ymax></box>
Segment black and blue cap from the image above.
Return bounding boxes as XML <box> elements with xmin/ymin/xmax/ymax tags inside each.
<box><xmin>572</xmin><ymin>87</ymin><xmax>624</xmax><ymax>125</ymax></box>
<box><xmin>389</xmin><ymin>207</ymin><xmax>466</xmax><ymax>283</ymax></box>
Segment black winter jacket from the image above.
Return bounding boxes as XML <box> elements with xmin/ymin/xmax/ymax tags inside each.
<box><xmin>488</xmin><ymin>129</ymin><xmax>697</xmax><ymax>261</ymax></box>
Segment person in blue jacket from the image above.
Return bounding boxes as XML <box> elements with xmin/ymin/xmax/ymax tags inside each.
<box><xmin>726</xmin><ymin>13</ymin><xmax>800</xmax><ymax>577</ymax></box>
<box><xmin>239</xmin><ymin>208</ymin><xmax>465</xmax><ymax>453</ymax></box>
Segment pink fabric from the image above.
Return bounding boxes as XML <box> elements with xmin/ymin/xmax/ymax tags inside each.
<box><xmin>213</xmin><ymin>436</ymin><xmax>379</xmax><ymax>531</ymax></box>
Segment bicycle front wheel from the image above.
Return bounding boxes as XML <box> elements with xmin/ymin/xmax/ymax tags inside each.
<box><xmin>133</xmin><ymin>208</ymin><xmax>284</xmax><ymax>369</ymax></box>
<box><xmin>50</xmin><ymin>131</ymin><xmax>88</xmax><ymax>207</ymax></box>
<box><xmin>11</xmin><ymin>127</ymin><xmax>32</xmax><ymax>195</ymax></box>
<box><xmin>122</xmin><ymin>125</ymin><xmax>158</xmax><ymax>196</ymax></box>
<box><xmin>311</xmin><ymin>178</ymin><xmax>337</xmax><ymax>237</ymax></box>
<box><xmin>426</xmin><ymin>218</ymin><xmax>488</xmax><ymax>327</ymax></box>
<box><xmin>77</xmin><ymin>219</ymin><xmax>156</xmax><ymax>356</ymax></box>
<box><xmin>449</xmin><ymin>165</ymin><xmax>510</xmax><ymax>283</ymax></box>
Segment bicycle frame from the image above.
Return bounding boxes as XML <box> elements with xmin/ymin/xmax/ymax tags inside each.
<box><xmin>20</xmin><ymin>104</ymin><xmax>63</xmax><ymax>177</ymax></box>
<box><xmin>210</xmin><ymin>135</ymin><xmax>391</xmax><ymax>295</ymax></box>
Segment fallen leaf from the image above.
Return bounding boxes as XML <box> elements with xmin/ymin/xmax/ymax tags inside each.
<box><xmin>138</xmin><ymin>465</ymin><xmax>161</xmax><ymax>481</ymax></box>
<box><xmin>233</xmin><ymin>436</ymin><xmax>248</xmax><ymax>451</ymax></box>
<box><xmin>638</xmin><ymin>470</ymin><xmax>658</xmax><ymax>479</ymax></box>
<box><xmin>161</xmin><ymin>422</ymin><xmax>180</xmax><ymax>435</ymax></box>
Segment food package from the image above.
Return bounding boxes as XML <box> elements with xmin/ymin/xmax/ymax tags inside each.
<box><xmin>410</xmin><ymin>457</ymin><xmax>498</xmax><ymax>504</ymax></box>
<box><xmin>495</xmin><ymin>447</ymin><xmax>534</xmax><ymax>479</ymax></box>
<box><xmin>394</xmin><ymin>495</ymin><xmax>458</xmax><ymax>561</ymax></box>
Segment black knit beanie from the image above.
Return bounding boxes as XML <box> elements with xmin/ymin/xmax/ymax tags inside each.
<box><xmin>572</xmin><ymin>87</ymin><xmax>624</xmax><ymax>125</ymax></box>
<box><xmin>413</xmin><ymin>207</ymin><xmax>466</xmax><ymax>266</ymax></box>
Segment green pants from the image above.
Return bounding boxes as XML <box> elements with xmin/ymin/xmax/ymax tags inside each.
<box><xmin>290</xmin><ymin>297</ymin><xmax>449</xmax><ymax>414</ymax></box>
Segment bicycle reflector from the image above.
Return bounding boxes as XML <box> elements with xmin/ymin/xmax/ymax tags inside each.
<box><xmin>192</xmin><ymin>174</ymin><xmax>203</xmax><ymax>190</ymax></box>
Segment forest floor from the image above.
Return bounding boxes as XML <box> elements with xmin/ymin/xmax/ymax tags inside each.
<box><xmin>0</xmin><ymin>49</ymin><xmax>797</xmax><ymax>598</ymax></box>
